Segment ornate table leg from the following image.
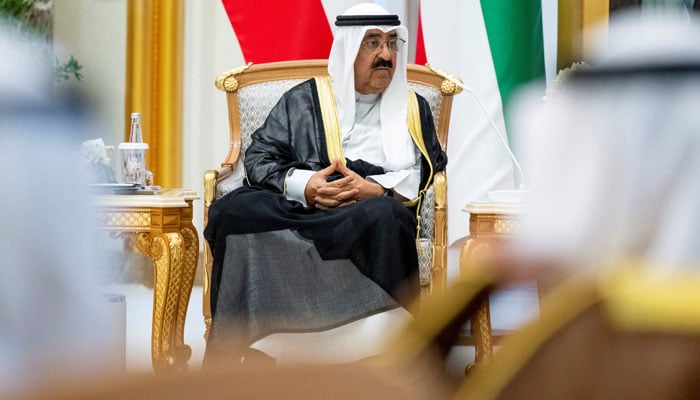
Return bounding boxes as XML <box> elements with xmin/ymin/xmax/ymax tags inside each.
<box><xmin>174</xmin><ymin>225</ymin><xmax>198</xmax><ymax>365</ymax></box>
<box><xmin>95</xmin><ymin>191</ymin><xmax>200</xmax><ymax>374</ymax></box>
<box><xmin>133</xmin><ymin>231</ymin><xmax>194</xmax><ymax>373</ymax></box>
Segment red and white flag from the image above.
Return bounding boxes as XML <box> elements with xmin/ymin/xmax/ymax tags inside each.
<box><xmin>221</xmin><ymin>0</ymin><xmax>362</xmax><ymax>63</ymax></box>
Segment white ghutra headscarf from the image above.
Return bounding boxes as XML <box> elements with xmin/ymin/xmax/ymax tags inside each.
<box><xmin>512</xmin><ymin>10</ymin><xmax>700</xmax><ymax>272</ymax></box>
<box><xmin>328</xmin><ymin>3</ymin><xmax>413</xmax><ymax>172</ymax></box>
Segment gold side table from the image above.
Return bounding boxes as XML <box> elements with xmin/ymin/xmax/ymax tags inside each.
<box><xmin>93</xmin><ymin>188</ymin><xmax>199</xmax><ymax>373</ymax></box>
<box><xmin>460</xmin><ymin>200</ymin><xmax>523</xmax><ymax>370</ymax></box>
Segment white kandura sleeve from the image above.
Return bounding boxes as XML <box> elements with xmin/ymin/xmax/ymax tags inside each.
<box><xmin>368</xmin><ymin>167</ymin><xmax>421</xmax><ymax>200</ymax></box>
<box><xmin>284</xmin><ymin>168</ymin><xmax>315</xmax><ymax>207</ymax></box>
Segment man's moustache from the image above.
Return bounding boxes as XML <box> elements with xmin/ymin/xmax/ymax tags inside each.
<box><xmin>372</xmin><ymin>60</ymin><xmax>392</xmax><ymax>69</ymax></box>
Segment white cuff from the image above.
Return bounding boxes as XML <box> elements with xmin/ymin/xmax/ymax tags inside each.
<box><xmin>367</xmin><ymin>169</ymin><xmax>420</xmax><ymax>200</ymax></box>
<box><xmin>284</xmin><ymin>168</ymin><xmax>315</xmax><ymax>207</ymax></box>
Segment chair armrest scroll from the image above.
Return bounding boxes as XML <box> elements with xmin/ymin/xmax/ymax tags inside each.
<box><xmin>203</xmin><ymin>167</ymin><xmax>235</xmax><ymax>223</ymax></box>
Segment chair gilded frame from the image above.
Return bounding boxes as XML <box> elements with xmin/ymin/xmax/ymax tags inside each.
<box><xmin>202</xmin><ymin>59</ymin><xmax>461</xmax><ymax>337</ymax></box>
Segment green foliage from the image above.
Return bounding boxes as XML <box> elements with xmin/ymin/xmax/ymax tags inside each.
<box><xmin>55</xmin><ymin>54</ymin><xmax>83</xmax><ymax>82</ymax></box>
<box><xmin>0</xmin><ymin>0</ymin><xmax>45</xmax><ymax>38</ymax></box>
<box><xmin>0</xmin><ymin>0</ymin><xmax>37</xmax><ymax>21</ymax></box>
<box><xmin>1</xmin><ymin>0</ymin><xmax>84</xmax><ymax>82</ymax></box>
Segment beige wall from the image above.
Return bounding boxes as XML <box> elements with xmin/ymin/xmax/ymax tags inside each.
<box><xmin>54</xmin><ymin>0</ymin><xmax>127</xmax><ymax>148</ymax></box>
<box><xmin>182</xmin><ymin>0</ymin><xmax>244</xmax><ymax>242</ymax></box>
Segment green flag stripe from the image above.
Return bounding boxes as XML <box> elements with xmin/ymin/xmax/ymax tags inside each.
<box><xmin>480</xmin><ymin>0</ymin><xmax>546</xmax><ymax>115</ymax></box>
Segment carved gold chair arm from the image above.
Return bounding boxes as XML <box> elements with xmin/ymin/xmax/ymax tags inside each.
<box><xmin>203</xmin><ymin>170</ymin><xmax>219</xmax><ymax>221</ymax></box>
<box><xmin>431</xmin><ymin>171</ymin><xmax>448</xmax><ymax>296</ymax></box>
<box><xmin>204</xmin><ymin>165</ymin><xmax>236</xmax><ymax>201</ymax></box>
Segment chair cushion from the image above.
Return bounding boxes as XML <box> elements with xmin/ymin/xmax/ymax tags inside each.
<box><xmin>238</xmin><ymin>79</ymin><xmax>307</xmax><ymax>152</ymax></box>
<box><xmin>408</xmin><ymin>82</ymin><xmax>442</xmax><ymax>133</ymax></box>
<box><xmin>215</xmin><ymin>159</ymin><xmax>246</xmax><ymax>201</ymax></box>
<box><xmin>216</xmin><ymin>79</ymin><xmax>306</xmax><ymax>201</ymax></box>
<box><xmin>419</xmin><ymin>184</ymin><xmax>435</xmax><ymax>240</ymax></box>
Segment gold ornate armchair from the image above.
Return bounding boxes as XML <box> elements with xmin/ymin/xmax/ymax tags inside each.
<box><xmin>202</xmin><ymin>59</ymin><xmax>461</xmax><ymax>337</ymax></box>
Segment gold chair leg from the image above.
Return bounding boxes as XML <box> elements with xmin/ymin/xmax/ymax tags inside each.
<box><xmin>461</xmin><ymin>238</ymin><xmax>494</xmax><ymax>373</ymax></box>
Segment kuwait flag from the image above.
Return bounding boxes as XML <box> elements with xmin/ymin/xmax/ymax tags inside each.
<box><xmin>221</xmin><ymin>0</ymin><xmax>363</xmax><ymax>63</ymax></box>
<box><xmin>418</xmin><ymin>0</ymin><xmax>549</xmax><ymax>271</ymax></box>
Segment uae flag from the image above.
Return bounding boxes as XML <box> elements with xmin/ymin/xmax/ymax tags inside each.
<box><xmin>418</xmin><ymin>0</ymin><xmax>550</xmax><ymax>274</ymax></box>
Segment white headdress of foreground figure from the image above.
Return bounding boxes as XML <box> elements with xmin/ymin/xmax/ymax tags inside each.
<box><xmin>512</xmin><ymin>9</ymin><xmax>700</xmax><ymax>271</ymax></box>
<box><xmin>328</xmin><ymin>2</ymin><xmax>413</xmax><ymax>171</ymax></box>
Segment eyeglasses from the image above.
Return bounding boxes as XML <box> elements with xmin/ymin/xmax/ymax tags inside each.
<box><xmin>360</xmin><ymin>37</ymin><xmax>403</xmax><ymax>53</ymax></box>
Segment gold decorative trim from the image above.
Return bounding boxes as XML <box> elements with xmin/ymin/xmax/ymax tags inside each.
<box><xmin>215</xmin><ymin>62</ymin><xmax>253</xmax><ymax>93</ymax></box>
<box><xmin>158</xmin><ymin>233</ymin><xmax>181</xmax><ymax>370</ymax></box>
<box><xmin>96</xmin><ymin>196</ymin><xmax>198</xmax><ymax>373</ymax></box>
<box><xmin>406</xmin><ymin>91</ymin><xmax>427</xmax><ymax>156</ymax></box>
<box><xmin>472</xmin><ymin>295</ymin><xmax>493</xmax><ymax>365</ymax></box>
<box><xmin>469</xmin><ymin>213</ymin><xmax>522</xmax><ymax>237</ymax></box>
<box><xmin>203</xmin><ymin>171</ymin><xmax>219</xmax><ymax>203</ymax></box>
<box><xmin>97</xmin><ymin>211</ymin><xmax>151</xmax><ymax>229</ymax></box>
<box><xmin>203</xmin><ymin>241</ymin><xmax>214</xmax><ymax>340</ymax></box>
<box><xmin>407</xmin><ymin>90</ymin><xmax>433</xmax><ymax>195</ymax></box>
<box><xmin>460</xmin><ymin>240</ymin><xmax>492</xmax><ymax>276</ymax></box>
<box><xmin>440</xmin><ymin>78</ymin><xmax>462</xmax><ymax>96</ymax></box>
<box><xmin>222</xmin><ymin>76</ymin><xmax>239</xmax><ymax>93</ymax></box>
<box><xmin>173</xmin><ymin>227</ymin><xmax>196</xmax><ymax>363</ymax></box>
<box><xmin>433</xmin><ymin>171</ymin><xmax>448</xmax><ymax>294</ymax></box>
<box><xmin>424</xmin><ymin>64</ymin><xmax>463</xmax><ymax>96</ymax></box>
<box><xmin>494</xmin><ymin>218</ymin><xmax>522</xmax><ymax>235</ymax></box>
<box><xmin>434</xmin><ymin>171</ymin><xmax>446</xmax><ymax>209</ymax></box>
<box><xmin>314</xmin><ymin>76</ymin><xmax>346</xmax><ymax>165</ymax></box>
